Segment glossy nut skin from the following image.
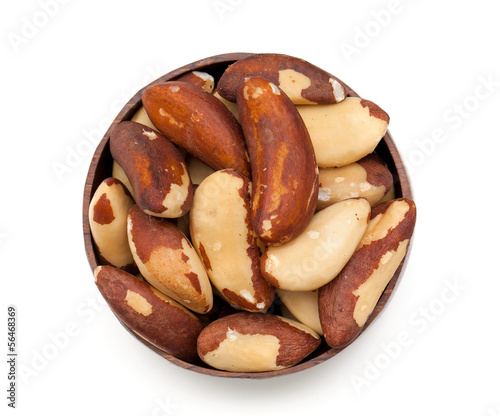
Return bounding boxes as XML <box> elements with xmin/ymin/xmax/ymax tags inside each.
<box><xmin>94</xmin><ymin>265</ymin><xmax>204</xmax><ymax>363</ymax></box>
<box><xmin>177</xmin><ymin>71</ymin><xmax>215</xmax><ymax>93</ymax></box>
<box><xmin>110</xmin><ymin>121</ymin><xmax>193</xmax><ymax>218</ymax></box>
<box><xmin>197</xmin><ymin>312</ymin><xmax>320</xmax><ymax>372</ymax></box>
<box><xmin>142</xmin><ymin>81</ymin><xmax>250</xmax><ymax>177</ymax></box>
<box><xmin>296</xmin><ymin>97</ymin><xmax>390</xmax><ymax>167</ymax></box>
<box><xmin>216</xmin><ymin>53</ymin><xmax>346</xmax><ymax>104</ymax></box>
<box><xmin>261</xmin><ymin>198</ymin><xmax>371</xmax><ymax>291</ymax></box>
<box><xmin>317</xmin><ymin>153</ymin><xmax>393</xmax><ymax>210</ymax></box>
<box><xmin>189</xmin><ymin>170</ymin><xmax>275</xmax><ymax>312</ymax></box>
<box><xmin>319</xmin><ymin>198</ymin><xmax>417</xmax><ymax>349</ymax></box>
<box><xmin>127</xmin><ymin>205</ymin><xmax>213</xmax><ymax>314</ymax></box>
<box><xmin>89</xmin><ymin>178</ymin><xmax>136</xmax><ymax>273</ymax></box>
<box><xmin>237</xmin><ymin>76</ymin><xmax>319</xmax><ymax>246</ymax></box>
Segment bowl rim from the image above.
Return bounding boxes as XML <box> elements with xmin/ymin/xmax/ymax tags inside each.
<box><xmin>82</xmin><ymin>52</ymin><xmax>413</xmax><ymax>379</ymax></box>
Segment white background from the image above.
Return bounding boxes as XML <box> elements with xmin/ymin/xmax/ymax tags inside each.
<box><xmin>2</xmin><ymin>0</ymin><xmax>499</xmax><ymax>415</ymax></box>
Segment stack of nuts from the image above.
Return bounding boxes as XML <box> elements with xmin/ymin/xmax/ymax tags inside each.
<box><xmin>89</xmin><ymin>53</ymin><xmax>417</xmax><ymax>373</ymax></box>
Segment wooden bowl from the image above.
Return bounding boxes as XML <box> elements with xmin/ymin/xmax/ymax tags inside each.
<box><xmin>82</xmin><ymin>53</ymin><xmax>412</xmax><ymax>378</ymax></box>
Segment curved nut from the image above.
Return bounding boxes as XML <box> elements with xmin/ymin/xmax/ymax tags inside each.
<box><xmin>317</xmin><ymin>153</ymin><xmax>393</xmax><ymax>210</ymax></box>
<box><xmin>94</xmin><ymin>265</ymin><xmax>204</xmax><ymax>363</ymax></box>
<box><xmin>297</xmin><ymin>97</ymin><xmax>390</xmax><ymax>167</ymax></box>
<box><xmin>237</xmin><ymin>76</ymin><xmax>319</xmax><ymax>246</ymax></box>
<box><xmin>111</xmin><ymin>161</ymin><xmax>134</xmax><ymax>199</ymax></box>
<box><xmin>127</xmin><ymin>205</ymin><xmax>213</xmax><ymax>314</ymax></box>
<box><xmin>189</xmin><ymin>170</ymin><xmax>275</xmax><ymax>312</ymax></box>
<box><xmin>110</xmin><ymin>121</ymin><xmax>193</xmax><ymax>218</ymax></box>
<box><xmin>142</xmin><ymin>81</ymin><xmax>250</xmax><ymax>177</ymax></box>
<box><xmin>216</xmin><ymin>53</ymin><xmax>346</xmax><ymax>104</ymax></box>
<box><xmin>276</xmin><ymin>289</ymin><xmax>323</xmax><ymax>335</ymax></box>
<box><xmin>319</xmin><ymin>198</ymin><xmax>417</xmax><ymax>348</ymax></box>
<box><xmin>197</xmin><ymin>312</ymin><xmax>320</xmax><ymax>372</ymax></box>
<box><xmin>261</xmin><ymin>198</ymin><xmax>371</xmax><ymax>291</ymax></box>
<box><xmin>177</xmin><ymin>71</ymin><xmax>215</xmax><ymax>93</ymax></box>
<box><xmin>89</xmin><ymin>178</ymin><xmax>136</xmax><ymax>273</ymax></box>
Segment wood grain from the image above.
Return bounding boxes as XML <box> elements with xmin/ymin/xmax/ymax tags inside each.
<box><xmin>82</xmin><ymin>53</ymin><xmax>413</xmax><ymax>378</ymax></box>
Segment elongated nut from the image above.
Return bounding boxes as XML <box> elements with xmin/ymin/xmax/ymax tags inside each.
<box><xmin>237</xmin><ymin>76</ymin><xmax>319</xmax><ymax>246</ymax></box>
<box><xmin>216</xmin><ymin>53</ymin><xmax>346</xmax><ymax>104</ymax></box>
<box><xmin>177</xmin><ymin>71</ymin><xmax>215</xmax><ymax>93</ymax></box>
<box><xmin>317</xmin><ymin>153</ymin><xmax>393</xmax><ymax>210</ymax></box>
<box><xmin>112</xmin><ymin>161</ymin><xmax>134</xmax><ymax>199</ymax></box>
<box><xmin>110</xmin><ymin>121</ymin><xmax>193</xmax><ymax>218</ymax></box>
<box><xmin>197</xmin><ymin>312</ymin><xmax>320</xmax><ymax>372</ymax></box>
<box><xmin>319</xmin><ymin>198</ymin><xmax>416</xmax><ymax>348</ymax></box>
<box><xmin>276</xmin><ymin>289</ymin><xmax>323</xmax><ymax>335</ymax></box>
<box><xmin>89</xmin><ymin>178</ymin><xmax>136</xmax><ymax>273</ymax></box>
<box><xmin>296</xmin><ymin>97</ymin><xmax>390</xmax><ymax>167</ymax></box>
<box><xmin>189</xmin><ymin>170</ymin><xmax>275</xmax><ymax>312</ymax></box>
<box><xmin>261</xmin><ymin>198</ymin><xmax>371</xmax><ymax>291</ymax></box>
<box><xmin>213</xmin><ymin>91</ymin><xmax>239</xmax><ymax>121</ymax></box>
<box><xmin>94</xmin><ymin>265</ymin><xmax>204</xmax><ymax>363</ymax></box>
<box><xmin>142</xmin><ymin>81</ymin><xmax>250</xmax><ymax>176</ymax></box>
<box><xmin>127</xmin><ymin>205</ymin><xmax>213</xmax><ymax>314</ymax></box>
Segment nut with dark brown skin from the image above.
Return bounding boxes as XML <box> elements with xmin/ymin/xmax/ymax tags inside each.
<box><xmin>94</xmin><ymin>265</ymin><xmax>204</xmax><ymax>364</ymax></box>
<box><xmin>110</xmin><ymin>121</ymin><xmax>193</xmax><ymax>218</ymax></box>
<box><xmin>237</xmin><ymin>76</ymin><xmax>319</xmax><ymax>246</ymax></box>
<box><xmin>88</xmin><ymin>178</ymin><xmax>136</xmax><ymax>274</ymax></box>
<box><xmin>216</xmin><ymin>53</ymin><xmax>346</xmax><ymax>104</ymax></box>
<box><xmin>197</xmin><ymin>312</ymin><xmax>320</xmax><ymax>372</ymax></box>
<box><xmin>142</xmin><ymin>81</ymin><xmax>250</xmax><ymax>177</ymax></box>
<box><xmin>317</xmin><ymin>153</ymin><xmax>394</xmax><ymax>210</ymax></box>
<box><xmin>189</xmin><ymin>169</ymin><xmax>275</xmax><ymax>312</ymax></box>
<box><xmin>177</xmin><ymin>71</ymin><xmax>215</xmax><ymax>93</ymax></box>
<box><xmin>127</xmin><ymin>205</ymin><xmax>213</xmax><ymax>314</ymax></box>
<box><xmin>319</xmin><ymin>198</ymin><xmax>417</xmax><ymax>349</ymax></box>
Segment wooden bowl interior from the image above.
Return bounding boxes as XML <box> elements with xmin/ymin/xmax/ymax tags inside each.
<box><xmin>83</xmin><ymin>53</ymin><xmax>412</xmax><ymax>378</ymax></box>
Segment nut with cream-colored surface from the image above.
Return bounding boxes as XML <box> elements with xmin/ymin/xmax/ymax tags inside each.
<box><xmin>216</xmin><ymin>53</ymin><xmax>346</xmax><ymax>104</ymax></box>
<box><xmin>189</xmin><ymin>169</ymin><xmax>275</xmax><ymax>312</ymax></box>
<box><xmin>110</xmin><ymin>121</ymin><xmax>193</xmax><ymax>218</ymax></box>
<box><xmin>237</xmin><ymin>76</ymin><xmax>319</xmax><ymax>246</ymax></box>
<box><xmin>261</xmin><ymin>198</ymin><xmax>371</xmax><ymax>291</ymax></box>
<box><xmin>128</xmin><ymin>205</ymin><xmax>213</xmax><ymax>314</ymax></box>
<box><xmin>319</xmin><ymin>198</ymin><xmax>416</xmax><ymax>348</ymax></box>
<box><xmin>197</xmin><ymin>312</ymin><xmax>320</xmax><ymax>372</ymax></box>
<box><xmin>94</xmin><ymin>265</ymin><xmax>204</xmax><ymax>363</ymax></box>
<box><xmin>297</xmin><ymin>97</ymin><xmax>389</xmax><ymax>167</ymax></box>
<box><xmin>89</xmin><ymin>178</ymin><xmax>136</xmax><ymax>273</ymax></box>
<box><xmin>276</xmin><ymin>289</ymin><xmax>323</xmax><ymax>335</ymax></box>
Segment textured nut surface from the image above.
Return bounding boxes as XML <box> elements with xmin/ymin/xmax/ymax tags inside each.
<box><xmin>197</xmin><ymin>312</ymin><xmax>320</xmax><ymax>372</ymax></box>
<box><xmin>297</xmin><ymin>97</ymin><xmax>390</xmax><ymax>167</ymax></box>
<box><xmin>128</xmin><ymin>205</ymin><xmax>213</xmax><ymax>314</ymax></box>
<box><xmin>94</xmin><ymin>265</ymin><xmax>204</xmax><ymax>363</ymax></box>
<box><xmin>276</xmin><ymin>289</ymin><xmax>323</xmax><ymax>335</ymax></box>
<box><xmin>213</xmin><ymin>91</ymin><xmax>239</xmax><ymax>121</ymax></box>
<box><xmin>177</xmin><ymin>71</ymin><xmax>215</xmax><ymax>93</ymax></box>
<box><xmin>317</xmin><ymin>153</ymin><xmax>393</xmax><ymax>210</ymax></box>
<box><xmin>237</xmin><ymin>76</ymin><xmax>319</xmax><ymax>246</ymax></box>
<box><xmin>110</xmin><ymin>121</ymin><xmax>193</xmax><ymax>218</ymax></box>
<box><xmin>216</xmin><ymin>53</ymin><xmax>346</xmax><ymax>104</ymax></box>
<box><xmin>189</xmin><ymin>170</ymin><xmax>275</xmax><ymax>312</ymax></box>
<box><xmin>262</xmin><ymin>198</ymin><xmax>371</xmax><ymax>291</ymax></box>
<box><xmin>89</xmin><ymin>178</ymin><xmax>136</xmax><ymax>273</ymax></box>
<box><xmin>319</xmin><ymin>198</ymin><xmax>416</xmax><ymax>348</ymax></box>
<box><xmin>142</xmin><ymin>81</ymin><xmax>250</xmax><ymax>176</ymax></box>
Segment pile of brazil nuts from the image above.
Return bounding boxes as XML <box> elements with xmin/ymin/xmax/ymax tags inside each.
<box><xmin>89</xmin><ymin>53</ymin><xmax>417</xmax><ymax>373</ymax></box>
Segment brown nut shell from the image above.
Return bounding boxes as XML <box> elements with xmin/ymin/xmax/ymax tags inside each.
<box><xmin>88</xmin><ymin>178</ymin><xmax>136</xmax><ymax>273</ymax></box>
<box><xmin>94</xmin><ymin>265</ymin><xmax>204</xmax><ymax>363</ymax></box>
<box><xmin>110</xmin><ymin>121</ymin><xmax>193</xmax><ymax>218</ymax></box>
<box><xmin>177</xmin><ymin>71</ymin><xmax>215</xmax><ymax>93</ymax></box>
<box><xmin>317</xmin><ymin>153</ymin><xmax>393</xmax><ymax>210</ymax></box>
<box><xmin>127</xmin><ymin>205</ymin><xmax>213</xmax><ymax>314</ymax></box>
<box><xmin>216</xmin><ymin>53</ymin><xmax>346</xmax><ymax>104</ymax></box>
<box><xmin>189</xmin><ymin>169</ymin><xmax>275</xmax><ymax>312</ymax></box>
<box><xmin>319</xmin><ymin>198</ymin><xmax>417</xmax><ymax>348</ymax></box>
<box><xmin>197</xmin><ymin>312</ymin><xmax>320</xmax><ymax>372</ymax></box>
<box><xmin>237</xmin><ymin>76</ymin><xmax>319</xmax><ymax>246</ymax></box>
<box><xmin>142</xmin><ymin>81</ymin><xmax>250</xmax><ymax>177</ymax></box>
